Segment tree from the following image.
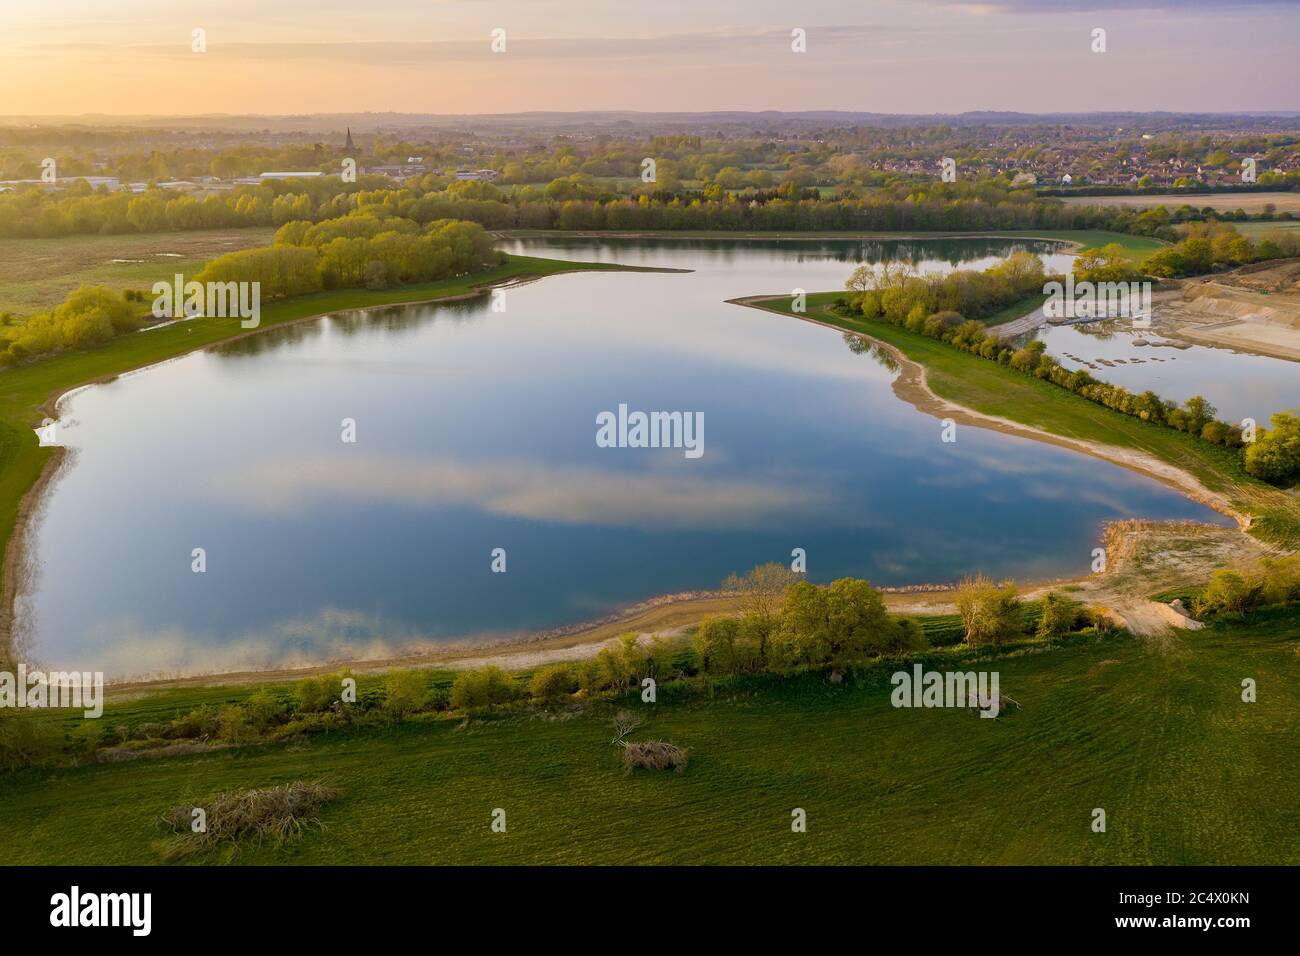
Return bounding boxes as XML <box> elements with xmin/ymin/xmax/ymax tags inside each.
<box><xmin>693</xmin><ymin>616</ymin><xmax>740</xmax><ymax>675</ymax></box>
<box><xmin>1243</xmin><ymin>413</ymin><xmax>1300</xmax><ymax>486</ymax></box>
<box><xmin>954</xmin><ymin>575</ymin><xmax>1023</xmax><ymax>645</ymax></box>
<box><xmin>723</xmin><ymin>562</ymin><xmax>798</xmax><ymax>657</ymax></box>
<box><xmin>770</xmin><ymin>578</ymin><xmax>897</xmax><ymax>670</ymax></box>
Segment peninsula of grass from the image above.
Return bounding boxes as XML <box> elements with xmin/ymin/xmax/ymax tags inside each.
<box><xmin>754</xmin><ymin>292</ymin><xmax>1300</xmax><ymax>547</ymax></box>
<box><xmin>0</xmin><ymin>253</ymin><xmax>667</xmax><ymax>642</ymax></box>
<box><xmin>1</xmin><ymin>606</ymin><xmax>1296</xmax><ymax>865</ymax></box>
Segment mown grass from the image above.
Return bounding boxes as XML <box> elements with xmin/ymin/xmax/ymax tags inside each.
<box><xmin>1</xmin><ymin>608</ymin><xmax>1296</xmax><ymax>865</ymax></box>
<box><xmin>0</xmin><ymin>253</ymin><xmax>656</xmax><ymax>637</ymax></box>
<box><xmin>764</xmin><ymin>292</ymin><xmax>1300</xmax><ymax>547</ymax></box>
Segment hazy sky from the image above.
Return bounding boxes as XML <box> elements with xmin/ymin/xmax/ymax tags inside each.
<box><xmin>3</xmin><ymin>0</ymin><xmax>1298</xmax><ymax>116</ymax></box>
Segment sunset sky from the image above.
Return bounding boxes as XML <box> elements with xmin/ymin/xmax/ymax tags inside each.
<box><xmin>3</xmin><ymin>0</ymin><xmax>1299</xmax><ymax>116</ymax></box>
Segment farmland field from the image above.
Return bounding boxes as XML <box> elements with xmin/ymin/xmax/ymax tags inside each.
<box><xmin>1060</xmin><ymin>191</ymin><xmax>1300</xmax><ymax>214</ymax></box>
<box><xmin>0</xmin><ymin>228</ymin><xmax>276</xmax><ymax>318</ymax></box>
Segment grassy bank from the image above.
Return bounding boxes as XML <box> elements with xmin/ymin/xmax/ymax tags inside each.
<box><xmin>757</xmin><ymin>292</ymin><xmax>1300</xmax><ymax>547</ymax></box>
<box><xmin>1</xmin><ymin>607</ymin><xmax>1295</xmax><ymax>864</ymax></box>
<box><xmin>0</xmin><ymin>253</ymin><xmax>658</xmax><ymax>645</ymax></box>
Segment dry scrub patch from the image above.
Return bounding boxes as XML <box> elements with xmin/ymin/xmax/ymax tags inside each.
<box><xmin>157</xmin><ymin>781</ymin><xmax>339</xmax><ymax>860</ymax></box>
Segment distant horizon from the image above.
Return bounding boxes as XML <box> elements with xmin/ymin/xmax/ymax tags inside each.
<box><xmin>5</xmin><ymin>108</ymin><xmax>1300</xmax><ymax>131</ymax></box>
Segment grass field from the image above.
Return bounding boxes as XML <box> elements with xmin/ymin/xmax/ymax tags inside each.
<box><xmin>0</xmin><ymin>253</ymin><xmax>657</xmax><ymax>642</ymax></box>
<box><xmin>761</xmin><ymin>292</ymin><xmax>1300</xmax><ymax>546</ymax></box>
<box><xmin>1235</xmin><ymin>220</ymin><xmax>1300</xmax><ymax>238</ymax></box>
<box><xmin>0</xmin><ymin>228</ymin><xmax>277</xmax><ymax>318</ymax></box>
<box><xmin>1</xmin><ymin>607</ymin><xmax>1295</xmax><ymax>865</ymax></box>
<box><xmin>1061</xmin><ymin>192</ymin><xmax>1300</xmax><ymax>214</ymax></box>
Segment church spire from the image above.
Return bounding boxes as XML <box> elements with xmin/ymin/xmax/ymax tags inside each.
<box><xmin>345</xmin><ymin>126</ymin><xmax>355</xmax><ymax>152</ymax></box>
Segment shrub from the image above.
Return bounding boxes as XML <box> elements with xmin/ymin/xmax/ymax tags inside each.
<box><xmin>1193</xmin><ymin>570</ymin><xmax>1261</xmax><ymax>619</ymax></box>
<box><xmin>528</xmin><ymin>664</ymin><xmax>578</xmax><ymax>702</ymax></box>
<box><xmin>1259</xmin><ymin>556</ymin><xmax>1300</xmax><ymax>607</ymax></box>
<box><xmin>217</xmin><ymin>704</ymin><xmax>251</xmax><ymax>744</ymax></box>
<box><xmin>295</xmin><ymin>671</ymin><xmax>350</xmax><ymax>713</ymax></box>
<box><xmin>243</xmin><ymin>689</ymin><xmax>286</xmax><ymax>733</ymax></box>
<box><xmin>169</xmin><ymin>703</ymin><xmax>220</xmax><ymax>738</ymax></box>
<box><xmin>621</xmin><ymin>740</ymin><xmax>688</xmax><ymax>775</ymax></box>
<box><xmin>1037</xmin><ymin>591</ymin><xmax>1085</xmax><ymax>639</ymax></box>
<box><xmin>449</xmin><ymin>666</ymin><xmax>518</xmax><ymax>709</ymax></box>
<box><xmin>159</xmin><ymin>781</ymin><xmax>339</xmax><ymax>860</ymax></box>
<box><xmin>384</xmin><ymin>670</ymin><xmax>428</xmax><ymax>717</ymax></box>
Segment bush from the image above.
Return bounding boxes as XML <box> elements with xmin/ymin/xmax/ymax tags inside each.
<box><xmin>243</xmin><ymin>689</ymin><xmax>286</xmax><ymax>733</ymax></box>
<box><xmin>0</xmin><ymin>712</ymin><xmax>61</xmax><ymax>771</ymax></box>
<box><xmin>449</xmin><ymin>666</ymin><xmax>518</xmax><ymax>709</ymax></box>
<box><xmin>528</xmin><ymin>664</ymin><xmax>578</xmax><ymax>702</ymax></box>
<box><xmin>159</xmin><ymin>781</ymin><xmax>339</xmax><ymax>860</ymax></box>
<box><xmin>1036</xmin><ymin>591</ymin><xmax>1084</xmax><ymax>639</ymax></box>
<box><xmin>955</xmin><ymin>575</ymin><xmax>1023</xmax><ymax>645</ymax></box>
<box><xmin>1259</xmin><ymin>556</ymin><xmax>1300</xmax><ymax>607</ymax></box>
<box><xmin>169</xmin><ymin>703</ymin><xmax>220</xmax><ymax>738</ymax></box>
<box><xmin>621</xmin><ymin>740</ymin><xmax>688</xmax><ymax>775</ymax></box>
<box><xmin>295</xmin><ymin>671</ymin><xmax>350</xmax><ymax>713</ymax></box>
<box><xmin>384</xmin><ymin>670</ymin><xmax>428</xmax><ymax>717</ymax></box>
<box><xmin>1193</xmin><ymin>570</ymin><xmax>1261</xmax><ymax>619</ymax></box>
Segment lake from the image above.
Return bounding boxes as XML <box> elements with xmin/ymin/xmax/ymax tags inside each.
<box><xmin>1033</xmin><ymin>320</ymin><xmax>1300</xmax><ymax>424</ymax></box>
<box><xmin>20</xmin><ymin>237</ymin><xmax>1231</xmax><ymax>677</ymax></box>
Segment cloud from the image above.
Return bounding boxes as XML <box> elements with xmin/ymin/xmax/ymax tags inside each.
<box><xmin>52</xmin><ymin>607</ymin><xmax>453</xmax><ymax>679</ymax></box>
<box><xmin>212</xmin><ymin>454</ymin><xmax>830</xmax><ymax>530</ymax></box>
<box><xmin>22</xmin><ymin>25</ymin><xmax>904</xmax><ymax>65</ymax></box>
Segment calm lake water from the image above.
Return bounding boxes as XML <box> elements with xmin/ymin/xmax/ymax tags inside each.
<box><xmin>22</xmin><ymin>237</ymin><xmax>1232</xmax><ymax>677</ymax></box>
<box><xmin>1033</xmin><ymin>321</ymin><xmax>1300</xmax><ymax>424</ymax></box>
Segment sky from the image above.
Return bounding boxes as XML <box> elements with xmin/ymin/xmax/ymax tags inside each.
<box><xmin>2</xmin><ymin>0</ymin><xmax>1298</xmax><ymax>116</ymax></box>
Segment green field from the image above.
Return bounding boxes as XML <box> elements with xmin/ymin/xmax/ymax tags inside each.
<box><xmin>0</xmin><ymin>228</ymin><xmax>278</xmax><ymax>319</ymax></box>
<box><xmin>1</xmin><ymin>608</ymin><xmax>1295</xmax><ymax>864</ymax></box>
<box><xmin>762</xmin><ymin>292</ymin><xmax>1300</xmax><ymax>547</ymax></box>
<box><xmin>1234</xmin><ymin>221</ymin><xmax>1300</xmax><ymax>238</ymax></box>
<box><xmin>0</xmin><ymin>253</ymin><xmax>657</xmax><ymax>639</ymax></box>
